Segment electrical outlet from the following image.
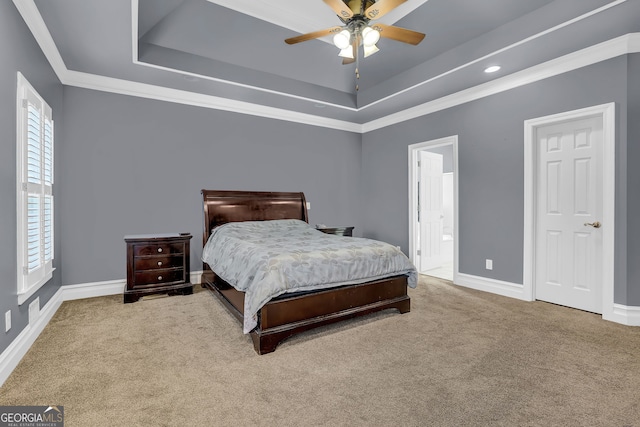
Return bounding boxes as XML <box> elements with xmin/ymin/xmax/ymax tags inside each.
<box><xmin>486</xmin><ymin>259</ymin><xmax>493</xmax><ymax>270</ymax></box>
<box><xmin>29</xmin><ymin>297</ymin><xmax>40</xmax><ymax>324</ymax></box>
<box><xmin>5</xmin><ymin>310</ymin><xmax>10</xmax><ymax>332</ymax></box>
<box><xmin>306</xmin><ymin>202</ymin><xmax>311</xmax><ymax>210</ymax></box>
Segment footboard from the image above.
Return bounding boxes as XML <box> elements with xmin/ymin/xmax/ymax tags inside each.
<box><xmin>203</xmin><ymin>271</ymin><xmax>410</xmax><ymax>354</ymax></box>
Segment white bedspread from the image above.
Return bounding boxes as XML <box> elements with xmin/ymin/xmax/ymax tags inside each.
<box><xmin>201</xmin><ymin>219</ymin><xmax>417</xmax><ymax>333</ymax></box>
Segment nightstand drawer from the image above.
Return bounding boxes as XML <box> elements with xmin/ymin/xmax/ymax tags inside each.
<box><xmin>134</xmin><ymin>254</ymin><xmax>184</xmax><ymax>270</ymax></box>
<box><xmin>133</xmin><ymin>242</ymin><xmax>184</xmax><ymax>256</ymax></box>
<box><xmin>134</xmin><ymin>268</ymin><xmax>185</xmax><ymax>286</ymax></box>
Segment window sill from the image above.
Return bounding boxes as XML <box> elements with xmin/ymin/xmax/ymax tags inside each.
<box><xmin>18</xmin><ymin>268</ymin><xmax>55</xmax><ymax>305</ymax></box>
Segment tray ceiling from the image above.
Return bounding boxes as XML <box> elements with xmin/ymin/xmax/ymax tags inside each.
<box><xmin>26</xmin><ymin>0</ymin><xmax>640</xmax><ymax>128</ymax></box>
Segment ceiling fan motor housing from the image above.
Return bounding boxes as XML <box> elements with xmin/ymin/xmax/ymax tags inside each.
<box><xmin>350</xmin><ymin>0</ymin><xmax>377</xmax><ymax>13</ymax></box>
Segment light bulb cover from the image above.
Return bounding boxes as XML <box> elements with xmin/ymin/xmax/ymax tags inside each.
<box><xmin>338</xmin><ymin>46</ymin><xmax>354</xmax><ymax>59</ymax></box>
<box><xmin>363</xmin><ymin>43</ymin><xmax>379</xmax><ymax>58</ymax></box>
<box><xmin>361</xmin><ymin>26</ymin><xmax>380</xmax><ymax>47</ymax></box>
<box><xmin>333</xmin><ymin>29</ymin><xmax>351</xmax><ymax>50</ymax></box>
<box><xmin>484</xmin><ymin>65</ymin><xmax>501</xmax><ymax>73</ymax></box>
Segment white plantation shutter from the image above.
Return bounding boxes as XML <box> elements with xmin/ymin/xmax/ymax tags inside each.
<box><xmin>43</xmin><ymin>117</ymin><xmax>54</xmax><ymax>266</ymax></box>
<box><xmin>17</xmin><ymin>73</ymin><xmax>54</xmax><ymax>304</ymax></box>
<box><xmin>27</xmin><ymin>196</ymin><xmax>41</xmax><ymax>271</ymax></box>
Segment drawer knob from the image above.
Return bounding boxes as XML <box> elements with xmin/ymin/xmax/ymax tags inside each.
<box><xmin>157</xmin><ymin>261</ymin><xmax>163</xmax><ymax>266</ymax></box>
<box><xmin>157</xmin><ymin>248</ymin><xmax>163</xmax><ymax>253</ymax></box>
<box><xmin>158</xmin><ymin>275</ymin><xmax>163</xmax><ymax>281</ymax></box>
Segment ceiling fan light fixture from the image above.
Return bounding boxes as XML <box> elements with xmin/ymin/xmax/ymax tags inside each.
<box><xmin>361</xmin><ymin>26</ymin><xmax>380</xmax><ymax>47</ymax></box>
<box><xmin>283</xmin><ymin>0</ymin><xmax>426</xmax><ymax>91</ymax></box>
<box><xmin>333</xmin><ymin>29</ymin><xmax>351</xmax><ymax>50</ymax></box>
<box><xmin>363</xmin><ymin>43</ymin><xmax>379</xmax><ymax>58</ymax></box>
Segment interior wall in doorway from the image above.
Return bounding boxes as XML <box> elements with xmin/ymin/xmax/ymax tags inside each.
<box><xmin>442</xmin><ymin>172</ymin><xmax>454</xmax><ymax>263</ymax></box>
<box><xmin>425</xmin><ymin>144</ymin><xmax>455</xmax><ymax>263</ymax></box>
<box><xmin>426</xmin><ymin>145</ymin><xmax>454</xmax><ymax>173</ymax></box>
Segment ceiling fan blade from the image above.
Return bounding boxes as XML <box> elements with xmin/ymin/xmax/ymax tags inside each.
<box><xmin>285</xmin><ymin>26</ymin><xmax>343</xmax><ymax>45</ymax></box>
<box><xmin>323</xmin><ymin>0</ymin><xmax>354</xmax><ymax>20</ymax></box>
<box><xmin>373</xmin><ymin>23</ymin><xmax>425</xmax><ymax>45</ymax></box>
<box><xmin>364</xmin><ymin>0</ymin><xmax>407</xmax><ymax>20</ymax></box>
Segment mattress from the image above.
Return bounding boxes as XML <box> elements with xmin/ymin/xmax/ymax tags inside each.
<box><xmin>202</xmin><ymin>219</ymin><xmax>417</xmax><ymax>333</ymax></box>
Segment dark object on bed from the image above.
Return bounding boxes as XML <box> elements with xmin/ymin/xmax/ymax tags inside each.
<box><xmin>316</xmin><ymin>225</ymin><xmax>354</xmax><ymax>236</ymax></box>
<box><xmin>201</xmin><ymin>189</ymin><xmax>410</xmax><ymax>354</ymax></box>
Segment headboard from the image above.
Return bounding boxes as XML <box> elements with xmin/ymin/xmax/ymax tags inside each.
<box><xmin>201</xmin><ymin>189</ymin><xmax>308</xmax><ymax>249</ymax></box>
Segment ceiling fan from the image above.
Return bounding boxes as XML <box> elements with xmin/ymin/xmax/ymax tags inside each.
<box><xmin>284</xmin><ymin>0</ymin><xmax>425</xmax><ymax>90</ymax></box>
<box><xmin>285</xmin><ymin>0</ymin><xmax>424</xmax><ymax>64</ymax></box>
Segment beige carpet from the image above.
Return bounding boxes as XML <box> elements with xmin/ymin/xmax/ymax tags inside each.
<box><xmin>1</xmin><ymin>276</ymin><xmax>639</xmax><ymax>426</ymax></box>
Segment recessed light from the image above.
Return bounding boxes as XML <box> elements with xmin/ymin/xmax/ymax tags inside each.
<box><xmin>484</xmin><ymin>65</ymin><xmax>501</xmax><ymax>73</ymax></box>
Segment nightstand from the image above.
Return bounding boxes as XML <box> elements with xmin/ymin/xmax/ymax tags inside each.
<box><xmin>124</xmin><ymin>233</ymin><xmax>192</xmax><ymax>303</ymax></box>
<box><xmin>316</xmin><ymin>226</ymin><xmax>354</xmax><ymax>237</ymax></box>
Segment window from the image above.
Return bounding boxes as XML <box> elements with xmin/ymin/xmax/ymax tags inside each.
<box><xmin>16</xmin><ymin>72</ymin><xmax>54</xmax><ymax>305</ymax></box>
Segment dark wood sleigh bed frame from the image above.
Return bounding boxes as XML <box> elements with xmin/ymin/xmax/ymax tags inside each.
<box><xmin>201</xmin><ymin>190</ymin><xmax>411</xmax><ymax>354</ymax></box>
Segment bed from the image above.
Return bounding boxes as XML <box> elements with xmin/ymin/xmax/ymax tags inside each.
<box><xmin>201</xmin><ymin>189</ymin><xmax>416</xmax><ymax>354</ymax></box>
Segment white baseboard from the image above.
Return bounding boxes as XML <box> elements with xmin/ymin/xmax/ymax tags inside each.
<box><xmin>455</xmin><ymin>272</ymin><xmax>530</xmax><ymax>301</ymax></box>
<box><xmin>190</xmin><ymin>270</ymin><xmax>203</xmax><ymax>285</ymax></box>
<box><xmin>0</xmin><ymin>270</ymin><xmax>204</xmax><ymax>387</ymax></box>
<box><xmin>61</xmin><ymin>271</ymin><xmax>204</xmax><ymax>301</ymax></box>
<box><xmin>62</xmin><ymin>279</ymin><xmax>125</xmax><ymax>301</ymax></box>
<box><xmin>605</xmin><ymin>304</ymin><xmax>640</xmax><ymax>326</ymax></box>
<box><xmin>456</xmin><ymin>272</ymin><xmax>640</xmax><ymax>327</ymax></box>
<box><xmin>0</xmin><ymin>287</ymin><xmax>64</xmax><ymax>387</ymax></box>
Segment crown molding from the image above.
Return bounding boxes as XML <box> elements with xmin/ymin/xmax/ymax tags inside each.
<box><xmin>12</xmin><ymin>0</ymin><xmax>67</xmax><ymax>80</ymax></box>
<box><xmin>13</xmin><ymin>0</ymin><xmax>640</xmax><ymax>134</ymax></box>
<box><xmin>132</xmin><ymin>0</ymin><xmax>630</xmax><ymax>115</ymax></box>
<box><xmin>362</xmin><ymin>33</ymin><xmax>640</xmax><ymax>133</ymax></box>
<box><xmin>358</xmin><ymin>0</ymin><xmax>628</xmax><ymax>113</ymax></box>
<box><xmin>130</xmin><ymin>57</ymin><xmax>360</xmax><ymax>113</ymax></box>
<box><xmin>64</xmin><ymin>70</ymin><xmax>364</xmax><ymax>133</ymax></box>
<box><xmin>130</xmin><ymin>0</ymin><xmax>360</xmax><ymax>113</ymax></box>
<box><xmin>629</xmin><ymin>30</ymin><xmax>640</xmax><ymax>51</ymax></box>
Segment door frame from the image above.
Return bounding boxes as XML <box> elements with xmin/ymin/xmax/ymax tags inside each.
<box><xmin>408</xmin><ymin>136</ymin><xmax>459</xmax><ymax>281</ymax></box>
<box><xmin>523</xmin><ymin>103</ymin><xmax>615</xmax><ymax>319</ymax></box>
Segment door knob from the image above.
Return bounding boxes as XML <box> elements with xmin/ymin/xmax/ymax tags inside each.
<box><xmin>584</xmin><ymin>221</ymin><xmax>601</xmax><ymax>228</ymax></box>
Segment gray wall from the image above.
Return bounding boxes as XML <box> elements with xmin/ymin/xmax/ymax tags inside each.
<box><xmin>362</xmin><ymin>56</ymin><xmax>637</xmax><ymax>305</ymax></box>
<box><xmin>627</xmin><ymin>53</ymin><xmax>640</xmax><ymax>304</ymax></box>
<box><xmin>0</xmin><ymin>1</ymin><xmax>63</xmax><ymax>354</ymax></box>
<box><xmin>58</xmin><ymin>87</ymin><xmax>362</xmax><ymax>285</ymax></box>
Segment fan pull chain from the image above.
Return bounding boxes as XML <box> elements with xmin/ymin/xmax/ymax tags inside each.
<box><xmin>355</xmin><ymin>35</ymin><xmax>360</xmax><ymax>91</ymax></box>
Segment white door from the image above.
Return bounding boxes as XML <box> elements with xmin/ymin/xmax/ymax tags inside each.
<box><xmin>418</xmin><ymin>151</ymin><xmax>444</xmax><ymax>272</ymax></box>
<box><xmin>535</xmin><ymin>115</ymin><xmax>603</xmax><ymax>313</ymax></box>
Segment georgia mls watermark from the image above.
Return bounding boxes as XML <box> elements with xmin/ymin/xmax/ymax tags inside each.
<box><xmin>0</xmin><ymin>406</ymin><xmax>63</xmax><ymax>427</ymax></box>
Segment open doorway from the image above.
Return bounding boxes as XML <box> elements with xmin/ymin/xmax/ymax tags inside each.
<box><xmin>408</xmin><ymin>136</ymin><xmax>458</xmax><ymax>282</ymax></box>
